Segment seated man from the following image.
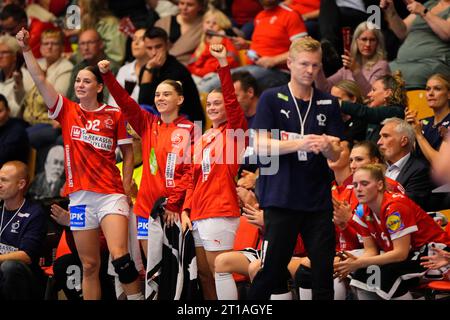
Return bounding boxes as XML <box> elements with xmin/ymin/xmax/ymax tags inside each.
<box><xmin>377</xmin><ymin>117</ymin><xmax>436</xmax><ymax>210</ymax></box>
<box><xmin>0</xmin><ymin>161</ymin><xmax>47</xmax><ymax>300</ymax></box>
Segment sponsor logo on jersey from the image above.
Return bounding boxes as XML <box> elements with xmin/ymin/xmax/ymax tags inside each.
<box><xmin>70</xmin><ymin>205</ymin><xmax>86</xmax><ymax>228</ymax></box>
<box><xmin>70</xmin><ymin>126</ymin><xmax>114</xmax><ymax>151</ymax></box>
<box><xmin>150</xmin><ymin>148</ymin><xmax>158</xmax><ymax>175</ymax></box>
<box><xmin>317</xmin><ymin>113</ymin><xmax>326</xmax><ymax>126</ymax></box>
<box><xmin>137</xmin><ymin>216</ymin><xmax>149</xmax><ymax>237</ymax></box>
<box><xmin>386</xmin><ymin>212</ymin><xmax>404</xmax><ymax>234</ymax></box>
<box><xmin>316</xmin><ymin>99</ymin><xmax>332</xmax><ymax>105</ymax></box>
<box><xmin>104</xmin><ymin>117</ymin><xmax>114</xmax><ymax>129</ymax></box>
<box><xmin>10</xmin><ymin>221</ymin><xmax>20</xmax><ymax>233</ymax></box>
<box><xmin>17</xmin><ymin>212</ymin><xmax>30</xmax><ymax>218</ymax></box>
<box><xmin>280</xmin><ymin>109</ymin><xmax>291</xmax><ymax>119</ymax></box>
<box><xmin>171</xmin><ymin>133</ymin><xmax>183</xmax><ymax>146</ymax></box>
<box><xmin>277</xmin><ymin>93</ymin><xmax>289</xmax><ymax>102</ymax></box>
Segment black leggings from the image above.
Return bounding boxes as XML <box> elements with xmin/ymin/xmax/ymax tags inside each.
<box><xmin>248</xmin><ymin>207</ymin><xmax>335</xmax><ymax>300</ymax></box>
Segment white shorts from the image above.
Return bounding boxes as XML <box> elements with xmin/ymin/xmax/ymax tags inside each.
<box><xmin>69</xmin><ymin>190</ymin><xmax>129</xmax><ymax>231</ymax></box>
<box><xmin>192</xmin><ymin>217</ymin><xmax>240</xmax><ymax>251</ymax></box>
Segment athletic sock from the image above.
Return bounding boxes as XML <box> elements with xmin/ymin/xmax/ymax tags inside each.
<box><xmin>299</xmin><ymin>288</ymin><xmax>312</xmax><ymax>300</ymax></box>
<box><xmin>270</xmin><ymin>291</ymin><xmax>293</xmax><ymax>300</ymax></box>
<box><xmin>215</xmin><ymin>272</ymin><xmax>238</xmax><ymax>300</ymax></box>
<box><xmin>334</xmin><ymin>278</ymin><xmax>347</xmax><ymax>300</ymax></box>
<box><xmin>127</xmin><ymin>292</ymin><xmax>144</xmax><ymax>300</ymax></box>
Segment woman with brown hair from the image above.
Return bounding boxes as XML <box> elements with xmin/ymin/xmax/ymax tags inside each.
<box><xmin>155</xmin><ymin>0</ymin><xmax>208</xmax><ymax>65</ymax></box>
<box><xmin>339</xmin><ymin>71</ymin><xmax>408</xmax><ymax>142</ymax></box>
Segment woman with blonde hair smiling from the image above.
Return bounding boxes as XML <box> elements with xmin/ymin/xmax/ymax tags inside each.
<box><xmin>316</xmin><ymin>21</ymin><xmax>390</xmax><ymax>96</ymax></box>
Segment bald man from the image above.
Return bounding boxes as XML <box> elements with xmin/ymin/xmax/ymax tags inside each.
<box><xmin>0</xmin><ymin>161</ymin><xmax>47</xmax><ymax>300</ymax></box>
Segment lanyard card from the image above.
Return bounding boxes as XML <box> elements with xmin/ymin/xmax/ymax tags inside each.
<box><xmin>281</xmin><ymin>131</ymin><xmax>308</xmax><ymax>162</ymax></box>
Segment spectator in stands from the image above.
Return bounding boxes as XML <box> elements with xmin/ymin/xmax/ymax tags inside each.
<box><xmin>405</xmin><ymin>73</ymin><xmax>450</xmax><ymax>165</ymax></box>
<box><xmin>232</xmin><ymin>71</ymin><xmax>260</xmax><ymax>128</ymax></box>
<box><xmin>0</xmin><ymin>34</ymin><xmax>24</xmax><ymax>117</ymax></box>
<box><xmin>108</xmin><ymin>28</ymin><xmax>149</xmax><ymax>107</ymax></box>
<box><xmin>138</xmin><ymin>27</ymin><xmax>205</xmax><ymax>124</ymax></box>
<box><xmin>335</xmin><ymin>164</ymin><xmax>450</xmax><ymax>300</ymax></box>
<box><xmin>204</xmin><ymin>0</ymin><xmax>308</xmax><ymax>92</ymax></box>
<box><xmin>24</xmin><ymin>0</ymin><xmax>71</xmax><ymax>59</ymax></box>
<box><xmin>339</xmin><ymin>72</ymin><xmax>407</xmax><ymax>142</ymax></box>
<box><xmin>230</xmin><ymin>0</ymin><xmax>263</xmax><ymax>40</ymax></box>
<box><xmin>180</xmin><ymin>44</ymin><xmax>248</xmax><ymax>300</ymax></box>
<box><xmin>22</xmin><ymin>29</ymin><xmax>73</xmax><ymax>150</ymax></box>
<box><xmin>66</xmin><ymin>29</ymin><xmax>120</xmax><ymax>102</ymax></box>
<box><xmin>77</xmin><ymin>0</ymin><xmax>127</xmax><ymax>65</ymax></box>
<box><xmin>17</xmin><ymin>27</ymin><xmax>144</xmax><ymax>300</ymax></box>
<box><xmin>377</xmin><ymin>117</ymin><xmax>434</xmax><ymax>210</ymax></box>
<box><xmin>285</xmin><ymin>0</ymin><xmax>320</xmax><ymax>40</ymax></box>
<box><xmin>381</xmin><ymin>0</ymin><xmax>450</xmax><ymax>89</ymax></box>
<box><xmin>28</xmin><ymin>145</ymin><xmax>65</xmax><ymax>200</ymax></box>
<box><xmin>188</xmin><ymin>8</ymin><xmax>240</xmax><ymax>93</ymax></box>
<box><xmin>1</xmin><ymin>3</ymin><xmax>57</xmax><ymax>60</ymax></box>
<box><xmin>316</xmin><ymin>21</ymin><xmax>391</xmax><ymax>97</ymax></box>
<box><xmin>155</xmin><ymin>0</ymin><xmax>207</xmax><ymax>65</ymax></box>
<box><xmin>0</xmin><ymin>94</ymin><xmax>29</xmax><ymax>167</ymax></box>
<box><xmin>330</xmin><ymin>80</ymin><xmax>367</xmax><ymax>142</ymax></box>
<box><xmin>0</xmin><ymin>4</ymin><xmax>27</xmax><ymax>37</ymax></box>
<box><xmin>108</xmin><ymin>0</ymin><xmax>160</xmax><ymax>30</ymax></box>
<box><xmin>0</xmin><ymin>161</ymin><xmax>47</xmax><ymax>300</ymax></box>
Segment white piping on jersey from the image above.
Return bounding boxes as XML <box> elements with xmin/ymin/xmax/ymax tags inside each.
<box><xmin>48</xmin><ymin>94</ymin><xmax>64</xmax><ymax>120</ymax></box>
<box><xmin>389</xmin><ymin>225</ymin><xmax>418</xmax><ymax>241</ymax></box>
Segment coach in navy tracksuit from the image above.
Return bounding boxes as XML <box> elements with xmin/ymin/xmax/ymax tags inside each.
<box><xmin>0</xmin><ymin>161</ymin><xmax>47</xmax><ymax>300</ymax></box>
<box><xmin>249</xmin><ymin>37</ymin><xmax>344</xmax><ymax>300</ymax></box>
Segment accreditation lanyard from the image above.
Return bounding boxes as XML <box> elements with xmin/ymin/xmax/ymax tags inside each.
<box><xmin>287</xmin><ymin>83</ymin><xmax>314</xmax><ymax>161</ymax></box>
<box><xmin>0</xmin><ymin>199</ymin><xmax>26</xmax><ymax>241</ymax></box>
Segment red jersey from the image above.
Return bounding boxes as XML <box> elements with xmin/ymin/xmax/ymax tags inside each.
<box><xmin>287</xmin><ymin>0</ymin><xmax>320</xmax><ymax>15</ymax></box>
<box><xmin>331</xmin><ymin>176</ymin><xmax>362</xmax><ymax>251</ymax></box>
<box><xmin>231</xmin><ymin>0</ymin><xmax>263</xmax><ymax>26</ymax></box>
<box><xmin>188</xmin><ymin>38</ymin><xmax>240</xmax><ymax>77</ymax></box>
<box><xmin>102</xmin><ymin>71</ymin><xmax>195</xmax><ymax>219</ymax></box>
<box><xmin>48</xmin><ymin>95</ymin><xmax>131</xmax><ymax>195</ymax></box>
<box><xmin>249</xmin><ymin>4</ymin><xmax>307</xmax><ymax>65</ymax></box>
<box><xmin>183</xmin><ymin>65</ymin><xmax>248</xmax><ymax>221</ymax></box>
<box><xmin>353</xmin><ymin>192</ymin><xmax>450</xmax><ymax>252</ymax></box>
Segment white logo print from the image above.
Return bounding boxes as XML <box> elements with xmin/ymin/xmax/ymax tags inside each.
<box><xmin>317</xmin><ymin>114</ymin><xmax>326</xmax><ymax>126</ymax></box>
<box><xmin>11</xmin><ymin>221</ymin><xmax>20</xmax><ymax>233</ymax></box>
<box><xmin>280</xmin><ymin>109</ymin><xmax>291</xmax><ymax>119</ymax></box>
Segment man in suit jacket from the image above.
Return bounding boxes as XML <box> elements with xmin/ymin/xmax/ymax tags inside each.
<box><xmin>378</xmin><ymin>117</ymin><xmax>436</xmax><ymax>211</ymax></box>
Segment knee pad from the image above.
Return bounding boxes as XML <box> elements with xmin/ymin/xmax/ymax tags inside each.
<box><xmin>294</xmin><ymin>265</ymin><xmax>312</xmax><ymax>289</ymax></box>
<box><xmin>111</xmin><ymin>253</ymin><xmax>139</xmax><ymax>284</ymax></box>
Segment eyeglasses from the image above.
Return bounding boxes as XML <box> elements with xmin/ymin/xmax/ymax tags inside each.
<box><xmin>357</xmin><ymin>37</ymin><xmax>377</xmax><ymax>43</ymax></box>
<box><xmin>78</xmin><ymin>40</ymin><xmax>99</xmax><ymax>47</ymax></box>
